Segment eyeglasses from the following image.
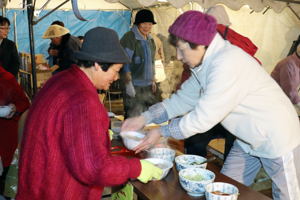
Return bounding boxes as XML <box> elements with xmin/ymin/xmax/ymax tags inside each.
<box><xmin>0</xmin><ymin>26</ymin><xmax>10</xmax><ymax>31</ymax></box>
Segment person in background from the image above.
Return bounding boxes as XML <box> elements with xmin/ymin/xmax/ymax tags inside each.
<box><xmin>17</xmin><ymin>27</ymin><xmax>162</xmax><ymax>200</ymax></box>
<box><xmin>47</xmin><ymin>20</ymin><xmax>65</xmax><ymax>67</ymax></box>
<box><xmin>151</xmin><ymin>33</ymin><xmax>164</xmax><ymax>100</ymax></box>
<box><xmin>122</xmin><ymin>11</ymin><xmax>300</xmax><ymax>200</ymax></box>
<box><xmin>120</xmin><ymin>9</ymin><xmax>160</xmax><ymax>118</ymax></box>
<box><xmin>77</xmin><ymin>35</ymin><xmax>84</xmax><ymax>44</ymax></box>
<box><xmin>0</xmin><ymin>16</ymin><xmax>20</xmax><ymax>78</ymax></box>
<box><xmin>43</xmin><ymin>24</ymin><xmax>81</xmax><ymax>74</ymax></box>
<box><xmin>271</xmin><ymin>43</ymin><xmax>300</xmax><ymax>115</ymax></box>
<box><xmin>0</xmin><ymin>66</ymin><xmax>30</xmax><ymax>197</ymax></box>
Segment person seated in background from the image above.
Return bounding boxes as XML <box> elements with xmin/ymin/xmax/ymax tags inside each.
<box><xmin>271</xmin><ymin>44</ymin><xmax>300</xmax><ymax>115</ymax></box>
<box><xmin>0</xmin><ymin>66</ymin><xmax>30</xmax><ymax>197</ymax></box>
<box><xmin>122</xmin><ymin>11</ymin><xmax>300</xmax><ymax>200</ymax></box>
<box><xmin>0</xmin><ymin>16</ymin><xmax>20</xmax><ymax>79</ymax></box>
<box><xmin>43</xmin><ymin>24</ymin><xmax>81</xmax><ymax>74</ymax></box>
<box><xmin>47</xmin><ymin>20</ymin><xmax>65</xmax><ymax>67</ymax></box>
<box><xmin>17</xmin><ymin>27</ymin><xmax>162</xmax><ymax>200</ymax></box>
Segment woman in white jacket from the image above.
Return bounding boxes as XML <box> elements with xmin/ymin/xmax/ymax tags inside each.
<box><xmin>121</xmin><ymin>11</ymin><xmax>300</xmax><ymax>200</ymax></box>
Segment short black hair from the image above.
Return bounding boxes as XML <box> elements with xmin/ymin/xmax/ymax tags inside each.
<box><xmin>77</xmin><ymin>60</ymin><xmax>113</xmax><ymax>72</ymax></box>
<box><xmin>77</xmin><ymin>36</ymin><xmax>84</xmax><ymax>40</ymax></box>
<box><xmin>0</xmin><ymin>16</ymin><xmax>10</xmax><ymax>26</ymax></box>
<box><xmin>51</xmin><ymin>20</ymin><xmax>64</xmax><ymax>27</ymax></box>
<box><xmin>168</xmin><ymin>33</ymin><xmax>198</xmax><ymax>49</ymax></box>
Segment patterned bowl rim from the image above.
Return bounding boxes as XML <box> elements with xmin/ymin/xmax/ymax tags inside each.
<box><xmin>179</xmin><ymin>167</ymin><xmax>215</xmax><ymax>183</ymax></box>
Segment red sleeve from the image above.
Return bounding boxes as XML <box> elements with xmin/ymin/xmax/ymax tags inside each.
<box><xmin>9</xmin><ymin>78</ymin><xmax>30</xmax><ymax>119</ymax></box>
<box><xmin>0</xmin><ymin>74</ymin><xmax>30</xmax><ymax>120</ymax></box>
<box><xmin>59</xmin><ymin>92</ymin><xmax>141</xmax><ymax>187</ymax></box>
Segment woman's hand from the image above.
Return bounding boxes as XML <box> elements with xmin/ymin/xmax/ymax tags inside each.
<box><xmin>133</xmin><ymin>128</ymin><xmax>162</xmax><ymax>153</ymax></box>
<box><xmin>121</xmin><ymin>115</ymin><xmax>146</xmax><ymax>132</ymax></box>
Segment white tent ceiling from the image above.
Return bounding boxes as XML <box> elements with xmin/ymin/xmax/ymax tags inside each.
<box><xmin>106</xmin><ymin>0</ymin><xmax>300</xmax><ymax>17</ymax></box>
<box><xmin>1</xmin><ymin>0</ymin><xmax>300</xmax><ymax>72</ymax></box>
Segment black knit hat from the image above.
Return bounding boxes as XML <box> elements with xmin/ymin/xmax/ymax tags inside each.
<box><xmin>74</xmin><ymin>27</ymin><xmax>130</xmax><ymax>63</ymax></box>
<box><xmin>134</xmin><ymin>9</ymin><xmax>156</xmax><ymax>25</ymax></box>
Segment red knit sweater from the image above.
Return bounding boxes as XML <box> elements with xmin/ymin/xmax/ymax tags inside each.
<box><xmin>17</xmin><ymin>66</ymin><xmax>141</xmax><ymax>200</ymax></box>
<box><xmin>0</xmin><ymin>66</ymin><xmax>30</xmax><ymax>167</ymax></box>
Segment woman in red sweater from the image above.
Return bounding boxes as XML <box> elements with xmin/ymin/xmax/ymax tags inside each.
<box><xmin>17</xmin><ymin>27</ymin><xmax>162</xmax><ymax>200</ymax></box>
<box><xmin>0</xmin><ymin>66</ymin><xmax>30</xmax><ymax>195</ymax></box>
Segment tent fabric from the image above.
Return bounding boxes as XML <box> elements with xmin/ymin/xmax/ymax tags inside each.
<box><xmin>5</xmin><ymin>9</ymin><xmax>131</xmax><ymax>56</ymax></box>
<box><xmin>105</xmin><ymin>0</ymin><xmax>300</xmax><ymax>17</ymax></box>
<box><xmin>145</xmin><ymin>4</ymin><xmax>300</xmax><ymax>73</ymax></box>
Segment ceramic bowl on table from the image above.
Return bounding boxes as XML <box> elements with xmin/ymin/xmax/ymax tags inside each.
<box><xmin>120</xmin><ymin>131</ymin><xmax>145</xmax><ymax>150</ymax></box>
<box><xmin>175</xmin><ymin>154</ymin><xmax>207</xmax><ymax>171</ymax></box>
<box><xmin>144</xmin><ymin>158</ymin><xmax>173</xmax><ymax>180</ymax></box>
<box><xmin>147</xmin><ymin>147</ymin><xmax>176</xmax><ymax>162</ymax></box>
<box><xmin>179</xmin><ymin>167</ymin><xmax>215</xmax><ymax>197</ymax></box>
<box><xmin>205</xmin><ymin>182</ymin><xmax>239</xmax><ymax>200</ymax></box>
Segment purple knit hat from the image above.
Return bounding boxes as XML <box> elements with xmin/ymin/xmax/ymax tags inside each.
<box><xmin>169</xmin><ymin>11</ymin><xmax>217</xmax><ymax>46</ymax></box>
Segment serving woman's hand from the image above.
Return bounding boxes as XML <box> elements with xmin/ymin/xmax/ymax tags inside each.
<box><xmin>133</xmin><ymin>128</ymin><xmax>162</xmax><ymax>153</ymax></box>
<box><xmin>121</xmin><ymin>115</ymin><xmax>146</xmax><ymax>132</ymax></box>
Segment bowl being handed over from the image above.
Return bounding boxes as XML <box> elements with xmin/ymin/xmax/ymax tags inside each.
<box><xmin>144</xmin><ymin>158</ymin><xmax>173</xmax><ymax>180</ymax></box>
<box><xmin>147</xmin><ymin>147</ymin><xmax>176</xmax><ymax>162</ymax></box>
<box><xmin>120</xmin><ymin>131</ymin><xmax>145</xmax><ymax>150</ymax></box>
<box><xmin>179</xmin><ymin>167</ymin><xmax>215</xmax><ymax>197</ymax></box>
<box><xmin>205</xmin><ymin>182</ymin><xmax>239</xmax><ymax>200</ymax></box>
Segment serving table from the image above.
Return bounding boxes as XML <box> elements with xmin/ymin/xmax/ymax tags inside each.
<box><xmin>130</xmin><ymin>163</ymin><xmax>271</xmax><ymax>200</ymax></box>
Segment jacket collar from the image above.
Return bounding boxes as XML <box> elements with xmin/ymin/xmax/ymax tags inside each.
<box><xmin>192</xmin><ymin>33</ymin><xmax>226</xmax><ymax>73</ymax></box>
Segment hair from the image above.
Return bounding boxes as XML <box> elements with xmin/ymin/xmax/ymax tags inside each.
<box><xmin>0</xmin><ymin>16</ymin><xmax>10</xmax><ymax>26</ymax></box>
<box><xmin>168</xmin><ymin>34</ymin><xmax>198</xmax><ymax>49</ymax></box>
<box><xmin>77</xmin><ymin>36</ymin><xmax>84</xmax><ymax>40</ymax></box>
<box><xmin>51</xmin><ymin>20</ymin><xmax>64</xmax><ymax>27</ymax></box>
<box><xmin>77</xmin><ymin>60</ymin><xmax>113</xmax><ymax>72</ymax></box>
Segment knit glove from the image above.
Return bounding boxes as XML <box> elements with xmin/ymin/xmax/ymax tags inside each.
<box><xmin>137</xmin><ymin>160</ymin><xmax>163</xmax><ymax>183</ymax></box>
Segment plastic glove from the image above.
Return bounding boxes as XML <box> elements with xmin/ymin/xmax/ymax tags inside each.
<box><xmin>0</xmin><ymin>106</ymin><xmax>11</xmax><ymax>118</ymax></box>
<box><xmin>137</xmin><ymin>160</ymin><xmax>163</xmax><ymax>183</ymax></box>
<box><xmin>108</xmin><ymin>129</ymin><xmax>114</xmax><ymax>141</ymax></box>
<box><xmin>125</xmin><ymin>81</ymin><xmax>136</xmax><ymax>97</ymax></box>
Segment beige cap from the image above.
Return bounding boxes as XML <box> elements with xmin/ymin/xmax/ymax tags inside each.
<box><xmin>42</xmin><ymin>24</ymin><xmax>70</xmax><ymax>39</ymax></box>
<box><xmin>206</xmin><ymin>5</ymin><xmax>231</xmax><ymax>26</ymax></box>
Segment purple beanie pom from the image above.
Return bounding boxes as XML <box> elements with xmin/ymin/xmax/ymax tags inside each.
<box><xmin>169</xmin><ymin>10</ymin><xmax>217</xmax><ymax>46</ymax></box>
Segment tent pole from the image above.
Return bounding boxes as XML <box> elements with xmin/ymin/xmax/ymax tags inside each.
<box><xmin>2</xmin><ymin>7</ymin><xmax>6</xmax><ymax>16</ymax></box>
<box><xmin>274</xmin><ymin>0</ymin><xmax>300</xmax><ymax>4</ymax></box>
<box><xmin>33</xmin><ymin>0</ymin><xmax>70</xmax><ymax>25</ymax></box>
<box><xmin>27</xmin><ymin>0</ymin><xmax>38</xmax><ymax>95</ymax></box>
<box><xmin>288</xmin><ymin>4</ymin><xmax>300</xmax><ymax>20</ymax></box>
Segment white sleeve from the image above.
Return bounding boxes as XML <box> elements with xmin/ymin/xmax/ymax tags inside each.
<box><xmin>179</xmin><ymin>58</ymin><xmax>250</xmax><ymax>138</ymax></box>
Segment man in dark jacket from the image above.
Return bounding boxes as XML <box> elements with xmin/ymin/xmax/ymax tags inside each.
<box><xmin>0</xmin><ymin>16</ymin><xmax>20</xmax><ymax>78</ymax></box>
<box><xmin>43</xmin><ymin>24</ymin><xmax>81</xmax><ymax>74</ymax></box>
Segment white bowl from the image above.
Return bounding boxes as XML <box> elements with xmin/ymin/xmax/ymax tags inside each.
<box><xmin>175</xmin><ymin>154</ymin><xmax>207</xmax><ymax>171</ymax></box>
<box><xmin>120</xmin><ymin>131</ymin><xmax>145</xmax><ymax>150</ymax></box>
<box><xmin>147</xmin><ymin>147</ymin><xmax>176</xmax><ymax>162</ymax></box>
<box><xmin>144</xmin><ymin>158</ymin><xmax>173</xmax><ymax>180</ymax></box>
<box><xmin>205</xmin><ymin>182</ymin><xmax>239</xmax><ymax>200</ymax></box>
<box><xmin>179</xmin><ymin>167</ymin><xmax>215</xmax><ymax>197</ymax></box>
